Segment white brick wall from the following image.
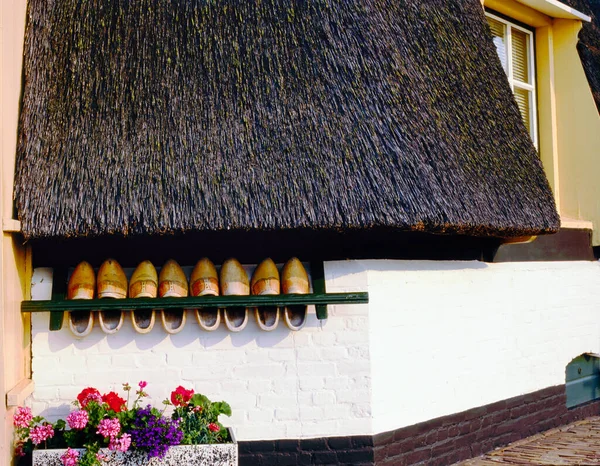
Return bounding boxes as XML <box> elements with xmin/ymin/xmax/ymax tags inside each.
<box><xmin>29</xmin><ymin>260</ymin><xmax>600</xmax><ymax>439</ymax></box>
<box><xmin>30</xmin><ymin>261</ymin><xmax>372</xmax><ymax>441</ymax></box>
<box><xmin>367</xmin><ymin>260</ymin><xmax>600</xmax><ymax>434</ymax></box>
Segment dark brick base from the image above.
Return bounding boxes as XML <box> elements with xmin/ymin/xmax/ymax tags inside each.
<box><xmin>239</xmin><ymin>435</ymin><xmax>374</xmax><ymax>466</ymax></box>
<box><xmin>239</xmin><ymin>384</ymin><xmax>600</xmax><ymax>465</ymax></box>
<box><xmin>374</xmin><ymin>384</ymin><xmax>600</xmax><ymax>466</ymax></box>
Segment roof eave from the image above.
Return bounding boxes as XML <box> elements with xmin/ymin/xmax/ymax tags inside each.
<box><xmin>515</xmin><ymin>0</ymin><xmax>591</xmax><ymax>21</ymax></box>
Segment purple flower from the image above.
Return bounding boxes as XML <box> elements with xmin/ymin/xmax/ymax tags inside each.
<box><xmin>129</xmin><ymin>406</ymin><xmax>183</xmax><ymax>458</ymax></box>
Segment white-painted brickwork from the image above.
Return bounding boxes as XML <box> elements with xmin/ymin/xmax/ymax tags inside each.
<box><xmin>368</xmin><ymin>260</ymin><xmax>600</xmax><ymax>434</ymax></box>
<box><xmin>30</xmin><ymin>260</ymin><xmax>600</xmax><ymax>439</ymax></box>
<box><xmin>30</xmin><ymin>261</ymin><xmax>372</xmax><ymax>441</ymax></box>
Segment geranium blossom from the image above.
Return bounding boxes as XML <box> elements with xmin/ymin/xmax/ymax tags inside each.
<box><xmin>14</xmin><ymin>443</ymin><xmax>25</xmax><ymax>457</ymax></box>
<box><xmin>109</xmin><ymin>433</ymin><xmax>132</xmax><ymax>452</ymax></box>
<box><xmin>102</xmin><ymin>391</ymin><xmax>126</xmax><ymax>413</ymax></box>
<box><xmin>170</xmin><ymin>386</ymin><xmax>194</xmax><ymax>406</ymax></box>
<box><xmin>13</xmin><ymin>406</ymin><xmax>33</xmax><ymax>428</ymax></box>
<box><xmin>60</xmin><ymin>447</ymin><xmax>79</xmax><ymax>466</ymax></box>
<box><xmin>30</xmin><ymin>424</ymin><xmax>54</xmax><ymax>445</ymax></box>
<box><xmin>97</xmin><ymin>418</ymin><xmax>121</xmax><ymax>438</ymax></box>
<box><xmin>77</xmin><ymin>387</ymin><xmax>102</xmax><ymax>408</ymax></box>
<box><xmin>67</xmin><ymin>410</ymin><xmax>89</xmax><ymax>429</ymax></box>
<box><xmin>11</xmin><ymin>384</ymin><xmax>231</xmax><ymax>462</ymax></box>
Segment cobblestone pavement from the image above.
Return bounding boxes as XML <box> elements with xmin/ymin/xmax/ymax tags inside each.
<box><xmin>457</xmin><ymin>417</ymin><xmax>600</xmax><ymax>465</ymax></box>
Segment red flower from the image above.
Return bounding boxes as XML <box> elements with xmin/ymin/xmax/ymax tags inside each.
<box><xmin>208</xmin><ymin>423</ymin><xmax>220</xmax><ymax>433</ymax></box>
<box><xmin>14</xmin><ymin>442</ymin><xmax>25</xmax><ymax>458</ymax></box>
<box><xmin>77</xmin><ymin>387</ymin><xmax>102</xmax><ymax>408</ymax></box>
<box><xmin>170</xmin><ymin>386</ymin><xmax>194</xmax><ymax>407</ymax></box>
<box><xmin>102</xmin><ymin>391</ymin><xmax>126</xmax><ymax>413</ymax></box>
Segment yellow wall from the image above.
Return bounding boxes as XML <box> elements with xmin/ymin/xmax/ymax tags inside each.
<box><xmin>484</xmin><ymin>0</ymin><xmax>600</xmax><ymax>245</ymax></box>
<box><xmin>0</xmin><ymin>1</ymin><xmax>30</xmax><ymax>464</ymax></box>
<box><xmin>552</xmin><ymin>19</ymin><xmax>600</xmax><ymax>244</ymax></box>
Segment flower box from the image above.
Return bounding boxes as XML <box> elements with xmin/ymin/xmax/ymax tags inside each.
<box><xmin>32</xmin><ymin>431</ymin><xmax>237</xmax><ymax>466</ymax></box>
<box><xmin>14</xmin><ymin>383</ymin><xmax>236</xmax><ymax>466</ymax></box>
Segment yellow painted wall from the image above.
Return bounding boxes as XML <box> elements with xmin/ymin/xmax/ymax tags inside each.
<box><xmin>484</xmin><ymin>0</ymin><xmax>600</xmax><ymax>245</ymax></box>
<box><xmin>552</xmin><ymin>19</ymin><xmax>600</xmax><ymax>245</ymax></box>
<box><xmin>0</xmin><ymin>1</ymin><xmax>30</xmax><ymax>464</ymax></box>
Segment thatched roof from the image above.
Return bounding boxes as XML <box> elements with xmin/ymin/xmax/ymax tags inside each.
<box><xmin>563</xmin><ymin>0</ymin><xmax>600</xmax><ymax>112</ymax></box>
<box><xmin>15</xmin><ymin>0</ymin><xmax>559</xmax><ymax>240</ymax></box>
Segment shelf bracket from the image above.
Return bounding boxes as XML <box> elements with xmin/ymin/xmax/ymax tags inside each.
<box><xmin>49</xmin><ymin>268</ymin><xmax>67</xmax><ymax>331</ymax></box>
<box><xmin>311</xmin><ymin>261</ymin><xmax>327</xmax><ymax>320</ymax></box>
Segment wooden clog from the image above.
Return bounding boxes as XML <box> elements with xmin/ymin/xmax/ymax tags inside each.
<box><xmin>96</xmin><ymin>259</ymin><xmax>126</xmax><ymax>334</ymax></box>
<box><xmin>130</xmin><ymin>261</ymin><xmax>158</xmax><ymax>334</ymax></box>
<box><xmin>281</xmin><ymin>258</ymin><xmax>309</xmax><ymax>331</ymax></box>
<box><xmin>220</xmin><ymin>258</ymin><xmax>249</xmax><ymax>332</ymax></box>
<box><xmin>251</xmin><ymin>258</ymin><xmax>280</xmax><ymax>331</ymax></box>
<box><xmin>191</xmin><ymin>258</ymin><xmax>220</xmax><ymax>331</ymax></box>
<box><xmin>159</xmin><ymin>260</ymin><xmax>188</xmax><ymax>334</ymax></box>
<box><xmin>67</xmin><ymin>261</ymin><xmax>96</xmax><ymax>337</ymax></box>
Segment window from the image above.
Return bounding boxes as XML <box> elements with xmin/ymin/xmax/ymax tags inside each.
<box><xmin>486</xmin><ymin>12</ymin><xmax>538</xmax><ymax>148</ymax></box>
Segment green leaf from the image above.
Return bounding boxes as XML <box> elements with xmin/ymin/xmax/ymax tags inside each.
<box><xmin>54</xmin><ymin>419</ymin><xmax>66</xmax><ymax>430</ymax></box>
<box><xmin>190</xmin><ymin>394</ymin><xmax>210</xmax><ymax>407</ymax></box>
<box><xmin>212</xmin><ymin>401</ymin><xmax>232</xmax><ymax>417</ymax></box>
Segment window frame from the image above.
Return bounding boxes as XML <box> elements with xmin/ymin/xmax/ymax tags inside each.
<box><xmin>486</xmin><ymin>11</ymin><xmax>539</xmax><ymax>149</ymax></box>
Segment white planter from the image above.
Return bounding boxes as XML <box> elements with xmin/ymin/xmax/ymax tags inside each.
<box><xmin>32</xmin><ymin>442</ymin><xmax>238</xmax><ymax>466</ymax></box>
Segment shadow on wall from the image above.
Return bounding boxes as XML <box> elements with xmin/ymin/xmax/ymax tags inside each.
<box><xmin>37</xmin><ymin>309</ymin><xmax>320</xmax><ymax>354</ymax></box>
<box><xmin>350</xmin><ymin>259</ymin><xmax>490</xmax><ymax>273</ymax></box>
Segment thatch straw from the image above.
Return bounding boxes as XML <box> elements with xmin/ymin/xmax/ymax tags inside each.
<box><xmin>15</xmin><ymin>0</ymin><xmax>559</xmax><ymax>240</ymax></box>
<box><xmin>563</xmin><ymin>0</ymin><xmax>600</xmax><ymax>113</ymax></box>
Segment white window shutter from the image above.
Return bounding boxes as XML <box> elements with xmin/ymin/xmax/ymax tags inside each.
<box><xmin>512</xmin><ymin>29</ymin><xmax>530</xmax><ymax>84</ymax></box>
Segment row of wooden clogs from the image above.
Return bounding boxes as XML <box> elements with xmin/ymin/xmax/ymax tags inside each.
<box><xmin>66</xmin><ymin>257</ymin><xmax>310</xmax><ymax>337</ymax></box>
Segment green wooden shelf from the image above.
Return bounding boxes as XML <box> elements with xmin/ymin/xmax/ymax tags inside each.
<box><xmin>21</xmin><ymin>292</ymin><xmax>369</xmax><ymax>331</ymax></box>
<box><xmin>22</xmin><ymin>293</ymin><xmax>369</xmax><ymax>313</ymax></box>
<box><xmin>23</xmin><ymin>261</ymin><xmax>368</xmax><ymax>331</ymax></box>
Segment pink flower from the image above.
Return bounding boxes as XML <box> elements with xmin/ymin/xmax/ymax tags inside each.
<box><xmin>96</xmin><ymin>418</ymin><xmax>121</xmax><ymax>438</ymax></box>
<box><xmin>208</xmin><ymin>422</ymin><xmax>220</xmax><ymax>433</ymax></box>
<box><xmin>138</xmin><ymin>381</ymin><xmax>147</xmax><ymax>389</ymax></box>
<box><xmin>60</xmin><ymin>447</ymin><xmax>80</xmax><ymax>466</ymax></box>
<box><xmin>66</xmin><ymin>410</ymin><xmax>89</xmax><ymax>430</ymax></box>
<box><xmin>30</xmin><ymin>424</ymin><xmax>54</xmax><ymax>445</ymax></box>
<box><xmin>109</xmin><ymin>433</ymin><xmax>132</xmax><ymax>452</ymax></box>
<box><xmin>96</xmin><ymin>452</ymin><xmax>108</xmax><ymax>461</ymax></box>
<box><xmin>13</xmin><ymin>406</ymin><xmax>33</xmax><ymax>428</ymax></box>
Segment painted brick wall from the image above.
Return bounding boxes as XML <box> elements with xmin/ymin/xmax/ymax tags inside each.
<box><xmin>29</xmin><ymin>260</ymin><xmax>600</xmax><ymax>442</ymax></box>
<box><xmin>367</xmin><ymin>260</ymin><xmax>600</xmax><ymax>435</ymax></box>
<box><xmin>29</xmin><ymin>261</ymin><xmax>372</xmax><ymax>441</ymax></box>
